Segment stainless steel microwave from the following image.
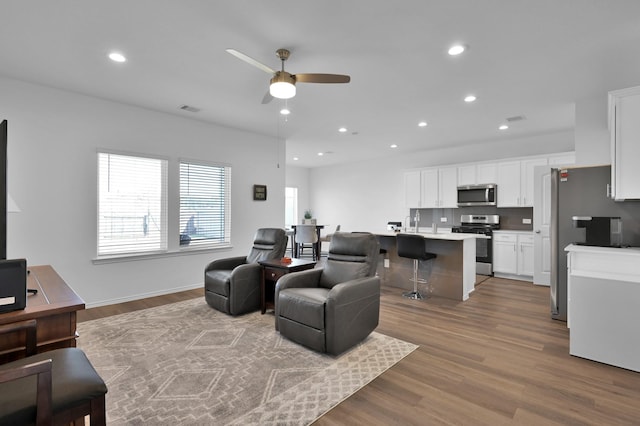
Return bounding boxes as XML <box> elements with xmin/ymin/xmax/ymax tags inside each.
<box><xmin>457</xmin><ymin>184</ymin><xmax>497</xmax><ymax>206</ymax></box>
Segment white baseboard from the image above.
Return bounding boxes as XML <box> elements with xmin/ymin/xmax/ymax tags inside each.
<box><xmin>493</xmin><ymin>272</ymin><xmax>533</xmax><ymax>282</ymax></box>
<box><xmin>85</xmin><ymin>282</ymin><xmax>203</xmax><ymax>309</ymax></box>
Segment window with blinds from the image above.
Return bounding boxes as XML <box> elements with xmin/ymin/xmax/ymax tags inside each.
<box><xmin>97</xmin><ymin>152</ymin><xmax>168</xmax><ymax>256</ymax></box>
<box><xmin>179</xmin><ymin>161</ymin><xmax>231</xmax><ymax>247</ymax></box>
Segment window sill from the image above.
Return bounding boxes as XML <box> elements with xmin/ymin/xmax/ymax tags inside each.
<box><xmin>92</xmin><ymin>244</ymin><xmax>233</xmax><ymax>265</ymax></box>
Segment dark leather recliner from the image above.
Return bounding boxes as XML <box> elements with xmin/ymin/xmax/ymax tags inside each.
<box><xmin>274</xmin><ymin>232</ymin><xmax>381</xmax><ymax>355</ymax></box>
<box><xmin>205</xmin><ymin>228</ymin><xmax>287</xmax><ymax>315</ymax></box>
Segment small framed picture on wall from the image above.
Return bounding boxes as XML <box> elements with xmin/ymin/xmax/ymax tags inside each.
<box><xmin>253</xmin><ymin>184</ymin><xmax>267</xmax><ymax>201</ymax></box>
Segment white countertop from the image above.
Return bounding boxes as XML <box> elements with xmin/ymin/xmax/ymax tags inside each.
<box><xmin>493</xmin><ymin>230</ymin><xmax>534</xmax><ymax>235</ymax></box>
<box><xmin>374</xmin><ymin>230</ymin><xmax>486</xmax><ymax>241</ymax></box>
<box><xmin>565</xmin><ymin>244</ymin><xmax>640</xmax><ymax>256</ymax></box>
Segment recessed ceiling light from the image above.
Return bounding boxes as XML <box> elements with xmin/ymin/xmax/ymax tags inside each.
<box><xmin>338</xmin><ymin>127</ymin><xmax>347</xmax><ymax>133</ymax></box>
<box><xmin>390</xmin><ymin>144</ymin><xmax>398</xmax><ymax>148</ymax></box>
<box><xmin>499</xmin><ymin>124</ymin><xmax>509</xmax><ymax>130</ymax></box>
<box><xmin>448</xmin><ymin>44</ymin><xmax>466</xmax><ymax>56</ymax></box>
<box><xmin>418</xmin><ymin>121</ymin><xmax>428</xmax><ymax>127</ymax></box>
<box><xmin>293</xmin><ymin>157</ymin><xmax>299</xmax><ymax>161</ymax></box>
<box><xmin>280</xmin><ymin>108</ymin><xmax>290</xmax><ymax>115</ymax></box>
<box><xmin>464</xmin><ymin>95</ymin><xmax>477</xmax><ymax>103</ymax></box>
<box><xmin>108</xmin><ymin>52</ymin><xmax>126</xmax><ymax>63</ymax></box>
<box><xmin>317</xmin><ymin>152</ymin><xmax>324</xmax><ymax>156</ymax></box>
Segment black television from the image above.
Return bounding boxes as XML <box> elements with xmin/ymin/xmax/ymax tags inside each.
<box><xmin>0</xmin><ymin>120</ymin><xmax>6</xmax><ymax>260</ymax></box>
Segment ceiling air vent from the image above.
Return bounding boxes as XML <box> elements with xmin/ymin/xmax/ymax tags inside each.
<box><xmin>178</xmin><ymin>105</ymin><xmax>201</xmax><ymax>113</ymax></box>
<box><xmin>506</xmin><ymin>115</ymin><xmax>526</xmax><ymax>122</ymax></box>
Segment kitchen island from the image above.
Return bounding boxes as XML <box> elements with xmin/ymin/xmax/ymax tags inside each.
<box><xmin>374</xmin><ymin>231</ymin><xmax>482</xmax><ymax>301</ymax></box>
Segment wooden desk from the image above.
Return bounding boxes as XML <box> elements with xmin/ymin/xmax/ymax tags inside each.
<box><xmin>259</xmin><ymin>258</ymin><xmax>316</xmax><ymax>314</ymax></box>
<box><xmin>0</xmin><ymin>265</ymin><xmax>85</xmax><ymax>364</ymax></box>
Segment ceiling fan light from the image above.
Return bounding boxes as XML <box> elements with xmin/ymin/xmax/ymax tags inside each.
<box><xmin>270</xmin><ymin>73</ymin><xmax>296</xmax><ymax>99</ymax></box>
<box><xmin>270</xmin><ymin>81</ymin><xmax>296</xmax><ymax>99</ymax></box>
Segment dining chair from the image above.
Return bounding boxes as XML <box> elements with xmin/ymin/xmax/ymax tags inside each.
<box><xmin>320</xmin><ymin>224</ymin><xmax>340</xmax><ymax>243</ymax></box>
<box><xmin>295</xmin><ymin>224</ymin><xmax>319</xmax><ymax>261</ymax></box>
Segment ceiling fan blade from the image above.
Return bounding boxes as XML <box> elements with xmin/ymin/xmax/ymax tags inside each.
<box><xmin>261</xmin><ymin>90</ymin><xmax>273</xmax><ymax>104</ymax></box>
<box><xmin>294</xmin><ymin>73</ymin><xmax>351</xmax><ymax>84</ymax></box>
<box><xmin>226</xmin><ymin>49</ymin><xmax>276</xmax><ymax>75</ymax></box>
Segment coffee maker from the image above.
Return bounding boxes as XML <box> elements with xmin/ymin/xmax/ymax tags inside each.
<box><xmin>571</xmin><ymin>216</ymin><xmax>623</xmax><ymax>247</ymax></box>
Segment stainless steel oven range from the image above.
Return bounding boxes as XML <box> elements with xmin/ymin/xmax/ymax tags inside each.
<box><xmin>451</xmin><ymin>214</ymin><xmax>500</xmax><ymax>276</ymax></box>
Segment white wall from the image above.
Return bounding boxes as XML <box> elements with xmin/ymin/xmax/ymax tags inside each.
<box><xmin>1</xmin><ymin>76</ymin><xmax>285</xmax><ymax>307</ymax></box>
<box><xmin>575</xmin><ymin>93</ymin><xmax>610</xmax><ymax>166</ymax></box>
<box><xmin>284</xmin><ymin>165</ymin><xmax>310</xmax><ymax>222</ymax></box>
<box><xmin>309</xmin><ymin>131</ymin><xmax>574</xmax><ymax>233</ymax></box>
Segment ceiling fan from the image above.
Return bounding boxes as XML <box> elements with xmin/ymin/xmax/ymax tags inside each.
<box><xmin>226</xmin><ymin>48</ymin><xmax>350</xmax><ymax>103</ymax></box>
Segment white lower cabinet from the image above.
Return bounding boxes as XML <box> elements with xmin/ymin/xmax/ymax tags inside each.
<box><xmin>517</xmin><ymin>234</ymin><xmax>534</xmax><ymax>276</ymax></box>
<box><xmin>565</xmin><ymin>244</ymin><xmax>640</xmax><ymax>372</ymax></box>
<box><xmin>493</xmin><ymin>231</ymin><xmax>533</xmax><ymax>281</ymax></box>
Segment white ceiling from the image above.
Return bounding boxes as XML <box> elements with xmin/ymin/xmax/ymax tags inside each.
<box><xmin>2</xmin><ymin>1</ymin><xmax>640</xmax><ymax>168</ymax></box>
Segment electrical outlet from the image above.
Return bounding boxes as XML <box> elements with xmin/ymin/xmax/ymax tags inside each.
<box><xmin>523</xmin><ymin>218</ymin><xmax>532</xmax><ymax>224</ymax></box>
<box><xmin>440</xmin><ymin>217</ymin><xmax>447</xmax><ymax>222</ymax></box>
<box><xmin>384</xmin><ymin>259</ymin><xmax>390</xmax><ymax>268</ymax></box>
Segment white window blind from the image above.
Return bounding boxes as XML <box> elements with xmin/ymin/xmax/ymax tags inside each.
<box><xmin>98</xmin><ymin>152</ymin><xmax>167</xmax><ymax>256</ymax></box>
<box><xmin>179</xmin><ymin>161</ymin><xmax>231</xmax><ymax>247</ymax></box>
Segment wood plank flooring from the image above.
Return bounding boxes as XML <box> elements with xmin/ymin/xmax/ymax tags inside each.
<box><xmin>78</xmin><ymin>278</ymin><xmax>640</xmax><ymax>425</ymax></box>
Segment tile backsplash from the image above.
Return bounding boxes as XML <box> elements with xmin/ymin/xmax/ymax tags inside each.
<box><xmin>409</xmin><ymin>206</ymin><xmax>534</xmax><ymax>231</ymax></box>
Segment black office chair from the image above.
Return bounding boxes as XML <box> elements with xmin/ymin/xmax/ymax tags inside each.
<box><xmin>396</xmin><ymin>234</ymin><xmax>437</xmax><ymax>300</ymax></box>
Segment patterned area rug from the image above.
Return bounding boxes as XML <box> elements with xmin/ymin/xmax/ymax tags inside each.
<box><xmin>77</xmin><ymin>298</ymin><xmax>417</xmax><ymax>425</ymax></box>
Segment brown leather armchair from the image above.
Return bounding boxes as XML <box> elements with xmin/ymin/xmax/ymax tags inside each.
<box><xmin>205</xmin><ymin>228</ymin><xmax>287</xmax><ymax>315</ymax></box>
<box><xmin>275</xmin><ymin>232</ymin><xmax>381</xmax><ymax>355</ymax></box>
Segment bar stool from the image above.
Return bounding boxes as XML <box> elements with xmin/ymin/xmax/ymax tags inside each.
<box><xmin>396</xmin><ymin>233</ymin><xmax>437</xmax><ymax>300</ymax></box>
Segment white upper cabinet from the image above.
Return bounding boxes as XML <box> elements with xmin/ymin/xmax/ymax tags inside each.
<box><xmin>476</xmin><ymin>163</ymin><xmax>498</xmax><ymax>184</ymax></box>
<box><xmin>439</xmin><ymin>166</ymin><xmax>458</xmax><ymax>207</ymax></box>
<box><xmin>404</xmin><ymin>170</ymin><xmax>422</xmax><ymax>208</ymax></box>
<box><xmin>497</xmin><ymin>161</ymin><xmax>522</xmax><ymax>207</ymax></box>
<box><xmin>457</xmin><ymin>163</ymin><xmax>497</xmax><ymax>186</ymax></box>
<box><xmin>548</xmin><ymin>152</ymin><xmax>576</xmax><ymax>166</ymax></box>
<box><xmin>420</xmin><ymin>168</ymin><xmax>439</xmax><ymax>208</ymax></box>
<box><xmin>420</xmin><ymin>166</ymin><xmax>458</xmax><ymax>208</ymax></box>
<box><xmin>497</xmin><ymin>158</ymin><xmax>547</xmax><ymax>207</ymax></box>
<box><xmin>457</xmin><ymin>165</ymin><xmax>476</xmax><ymax>186</ymax></box>
<box><xmin>403</xmin><ymin>152</ymin><xmax>573</xmax><ymax>210</ymax></box>
<box><xmin>609</xmin><ymin>86</ymin><xmax>640</xmax><ymax>200</ymax></box>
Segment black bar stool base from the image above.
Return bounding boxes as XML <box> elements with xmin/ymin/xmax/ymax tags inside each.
<box><xmin>403</xmin><ymin>290</ymin><xmax>425</xmax><ymax>300</ymax></box>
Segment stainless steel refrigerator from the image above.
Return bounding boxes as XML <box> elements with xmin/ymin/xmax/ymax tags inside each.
<box><xmin>550</xmin><ymin>165</ymin><xmax>640</xmax><ymax>321</ymax></box>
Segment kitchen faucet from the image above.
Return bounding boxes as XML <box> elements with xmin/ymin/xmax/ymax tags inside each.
<box><xmin>404</xmin><ymin>215</ymin><xmax>411</xmax><ymax>232</ymax></box>
<box><xmin>414</xmin><ymin>210</ymin><xmax>420</xmax><ymax>233</ymax></box>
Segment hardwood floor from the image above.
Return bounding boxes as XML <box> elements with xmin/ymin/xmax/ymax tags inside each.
<box><xmin>78</xmin><ymin>278</ymin><xmax>640</xmax><ymax>425</ymax></box>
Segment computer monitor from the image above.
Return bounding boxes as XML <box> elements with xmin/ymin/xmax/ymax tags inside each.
<box><xmin>1</xmin><ymin>120</ymin><xmax>6</xmax><ymax>260</ymax></box>
<box><xmin>0</xmin><ymin>258</ymin><xmax>27</xmax><ymax>313</ymax></box>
